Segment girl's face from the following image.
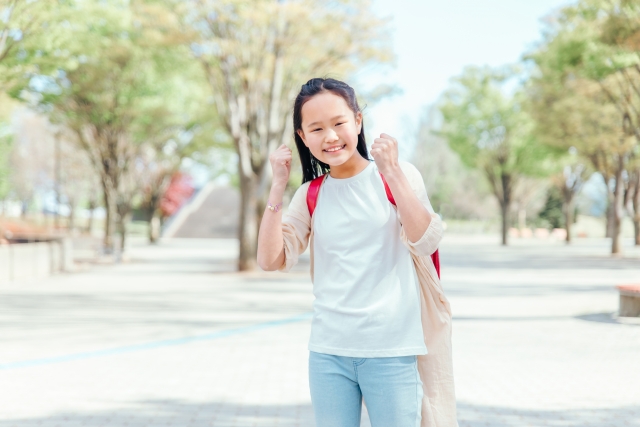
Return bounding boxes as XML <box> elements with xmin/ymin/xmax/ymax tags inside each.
<box><xmin>297</xmin><ymin>92</ymin><xmax>363</xmax><ymax>167</ymax></box>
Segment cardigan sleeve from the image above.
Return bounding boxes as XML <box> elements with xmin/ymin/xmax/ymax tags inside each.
<box><xmin>398</xmin><ymin>161</ymin><xmax>443</xmax><ymax>257</ymax></box>
<box><xmin>278</xmin><ymin>181</ymin><xmax>312</xmax><ymax>272</ymax></box>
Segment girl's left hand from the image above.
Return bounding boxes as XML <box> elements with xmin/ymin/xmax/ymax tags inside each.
<box><xmin>371</xmin><ymin>133</ymin><xmax>400</xmax><ymax>176</ymax></box>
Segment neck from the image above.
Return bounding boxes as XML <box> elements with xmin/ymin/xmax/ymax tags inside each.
<box><xmin>329</xmin><ymin>152</ymin><xmax>370</xmax><ymax>179</ymax></box>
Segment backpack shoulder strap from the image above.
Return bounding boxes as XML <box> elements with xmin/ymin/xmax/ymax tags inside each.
<box><xmin>306</xmin><ymin>174</ymin><xmax>326</xmax><ymax>216</ymax></box>
<box><xmin>379</xmin><ymin>173</ymin><xmax>396</xmax><ymax>206</ymax></box>
<box><xmin>307</xmin><ymin>172</ymin><xmax>393</xmax><ymax>215</ymax></box>
<box><xmin>380</xmin><ymin>172</ymin><xmax>440</xmax><ymax>278</ymax></box>
<box><xmin>306</xmin><ymin>170</ymin><xmax>440</xmax><ymax>278</ymax></box>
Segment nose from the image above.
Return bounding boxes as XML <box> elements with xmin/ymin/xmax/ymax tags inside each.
<box><xmin>324</xmin><ymin>128</ymin><xmax>339</xmax><ymax>142</ymax></box>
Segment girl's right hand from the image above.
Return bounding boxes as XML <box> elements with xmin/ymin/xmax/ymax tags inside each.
<box><xmin>270</xmin><ymin>144</ymin><xmax>292</xmax><ymax>187</ymax></box>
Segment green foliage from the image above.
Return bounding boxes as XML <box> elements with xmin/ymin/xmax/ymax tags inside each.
<box><xmin>532</xmin><ymin>0</ymin><xmax>640</xmax><ymax>147</ymax></box>
<box><xmin>4</xmin><ymin>1</ymin><xmax>213</xmax><ymax>152</ymax></box>
<box><xmin>1</xmin><ymin>0</ymin><xmax>221</xmax><ymax>248</ymax></box>
<box><xmin>172</xmin><ymin>0</ymin><xmax>393</xmax><ymax>182</ymax></box>
<box><xmin>439</xmin><ymin>66</ymin><xmax>552</xmax><ymax>200</ymax></box>
<box><xmin>412</xmin><ymin>107</ymin><xmax>493</xmax><ymax>220</ymax></box>
<box><xmin>527</xmin><ymin>0</ymin><xmax>640</xmax><ymax>253</ymax></box>
<box><xmin>166</xmin><ymin>0</ymin><xmax>394</xmax><ymax>267</ymax></box>
<box><xmin>0</xmin><ymin>0</ymin><xmax>59</xmax><ymax>89</ymax></box>
<box><xmin>438</xmin><ymin>66</ymin><xmax>555</xmax><ymax>244</ymax></box>
<box><xmin>538</xmin><ymin>186</ymin><xmax>564</xmax><ymax>229</ymax></box>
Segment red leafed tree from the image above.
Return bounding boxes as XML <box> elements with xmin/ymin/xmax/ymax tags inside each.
<box><xmin>160</xmin><ymin>173</ymin><xmax>194</xmax><ymax>218</ymax></box>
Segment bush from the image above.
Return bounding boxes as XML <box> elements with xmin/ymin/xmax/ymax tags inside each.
<box><xmin>538</xmin><ymin>187</ymin><xmax>564</xmax><ymax>229</ymax></box>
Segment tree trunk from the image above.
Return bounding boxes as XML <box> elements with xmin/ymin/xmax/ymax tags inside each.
<box><xmin>101</xmin><ymin>181</ymin><xmax>116</xmax><ymax>254</ymax></box>
<box><xmin>149</xmin><ymin>215</ymin><xmax>161</xmax><ymax>244</ymax></box>
<box><xmin>117</xmin><ymin>214</ymin><xmax>127</xmax><ymax>255</ymax></box>
<box><xmin>605</xmin><ymin>202</ymin><xmax>615</xmax><ymax>238</ymax></box>
<box><xmin>500</xmin><ymin>172</ymin><xmax>511</xmax><ymax>246</ymax></box>
<box><xmin>116</xmin><ymin>199</ymin><xmax>131</xmax><ymax>257</ymax></box>
<box><xmin>86</xmin><ymin>200</ymin><xmax>95</xmax><ymax>235</ymax></box>
<box><xmin>501</xmin><ymin>201</ymin><xmax>509</xmax><ymax>246</ymax></box>
<box><xmin>238</xmin><ymin>170</ymin><xmax>258</xmax><ymax>271</ymax></box>
<box><xmin>146</xmin><ymin>203</ymin><xmax>160</xmax><ymax>244</ymax></box>
<box><xmin>611</xmin><ymin>158</ymin><xmax>624</xmax><ymax>255</ymax></box>
<box><xmin>605</xmin><ymin>171</ymin><xmax>614</xmax><ymax>238</ymax></box>
<box><xmin>563</xmin><ymin>193</ymin><xmax>574</xmax><ymax>244</ymax></box>
<box><xmin>564</xmin><ymin>202</ymin><xmax>573</xmax><ymax>244</ymax></box>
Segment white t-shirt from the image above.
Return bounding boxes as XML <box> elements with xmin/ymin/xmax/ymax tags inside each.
<box><xmin>307</xmin><ymin>161</ymin><xmax>427</xmax><ymax>357</ymax></box>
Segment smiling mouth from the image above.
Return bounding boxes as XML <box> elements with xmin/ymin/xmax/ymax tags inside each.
<box><xmin>323</xmin><ymin>144</ymin><xmax>346</xmax><ymax>153</ymax></box>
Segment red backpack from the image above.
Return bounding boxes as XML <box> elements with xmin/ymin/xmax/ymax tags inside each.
<box><xmin>306</xmin><ymin>172</ymin><xmax>441</xmax><ymax>278</ymax></box>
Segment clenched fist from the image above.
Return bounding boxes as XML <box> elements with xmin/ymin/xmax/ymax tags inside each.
<box><xmin>371</xmin><ymin>133</ymin><xmax>399</xmax><ymax>176</ymax></box>
<box><xmin>270</xmin><ymin>144</ymin><xmax>292</xmax><ymax>187</ymax></box>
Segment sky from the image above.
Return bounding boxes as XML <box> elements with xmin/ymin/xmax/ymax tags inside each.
<box><xmin>356</xmin><ymin>0</ymin><xmax>573</xmax><ymax>158</ymax></box>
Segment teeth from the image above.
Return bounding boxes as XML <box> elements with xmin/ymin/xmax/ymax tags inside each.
<box><xmin>325</xmin><ymin>145</ymin><xmax>343</xmax><ymax>152</ymax></box>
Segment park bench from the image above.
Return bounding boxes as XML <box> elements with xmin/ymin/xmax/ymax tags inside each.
<box><xmin>616</xmin><ymin>284</ymin><xmax>640</xmax><ymax>317</ymax></box>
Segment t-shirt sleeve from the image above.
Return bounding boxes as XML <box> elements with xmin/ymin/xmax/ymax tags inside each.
<box><xmin>398</xmin><ymin>161</ymin><xmax>443</xmax><ymax>257</ymax></box>
<box><xmin>278</xmin><ymin>182</ymin><xmax>312</xmax><ymax>272</ymax></box>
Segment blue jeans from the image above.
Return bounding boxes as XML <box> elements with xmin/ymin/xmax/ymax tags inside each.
<box><xmin>308</xmin><ymin>351</ymin><xmax>423</xmax><ymax>427</ymax></box>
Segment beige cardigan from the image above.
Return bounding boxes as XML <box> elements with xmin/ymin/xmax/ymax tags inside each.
<box><xmin>278</xmin><ymin>162</ymin><xmax>458</xmax><ymax>427</ymax></box>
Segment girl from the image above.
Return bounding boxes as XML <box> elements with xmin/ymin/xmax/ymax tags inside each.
<box><xmin>257</xmin><ymin>78</ymin><xmax>457</xmax><ymax>427</ymax></box>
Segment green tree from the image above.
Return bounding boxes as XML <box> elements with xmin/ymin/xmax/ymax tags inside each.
<box><xmin>0</xmin><ymin>0</ymin><xmax>53</xmax><ymax>220</ymax></box>
<box><xmin>527</xmin><ymin>0</ymin><xmax>640</xmax><ymax>252</ymax></box>
<box><xmin>8</xmin><ymin>1</ymin><xmax>209</xmax><ymax>252</ymax></box>
<box><xmin>411</xmin><ymin>106</ymin><xmax>493</xmax><ymax>221</ymax></box>
<box><xmin>439</xmin><ymin>66</ymin><xmax>550</xmax><ymax>245</ymax></box>
<box><xmin>171</xmin><ymin>0</ymin><xmax>393</xmax><ymax>270</ymax></box>
<box><xmin>555</xmin><ymin>162</ymin><xmax>589</xmax><ymax>242</ymax></box>
<box><xmin>538</xmin><ymin>186</ymin><xmax>564</xmax><ymax>229</ymax></box>
<box><xmin>0</xmin><ymin>0</ymin><xmax>54</xmax><ymax>75</ymax></box>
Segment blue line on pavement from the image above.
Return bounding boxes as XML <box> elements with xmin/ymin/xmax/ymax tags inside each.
<box><xmin>0</xmin><ymin>312</ymin><xmax>313</xmax><ymax>371</ymax></box>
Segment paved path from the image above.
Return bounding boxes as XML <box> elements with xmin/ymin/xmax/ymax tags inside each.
<box><xmin>1</xmin><ymin>236</ymin><xmax>639</xmax><ymax>426</ymax></box>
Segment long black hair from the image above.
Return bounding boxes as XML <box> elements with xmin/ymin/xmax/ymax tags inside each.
<box><xmin>293</xmin><ymin>78</ymin><xmax>370</xmax><ymax>184</ymax></box>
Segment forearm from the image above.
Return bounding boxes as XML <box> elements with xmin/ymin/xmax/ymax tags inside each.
<box><xmin>383</xmin><ymin>166</ymin><xmax>432</xmax><ymax>243</ymax></box>
<box><xmin>257</xmin><ymin>182</ymin><xmax>287</xmax><ymax>271</ymax></box>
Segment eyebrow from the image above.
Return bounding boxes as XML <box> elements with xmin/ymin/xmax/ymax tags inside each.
<box><xmin>306</xmin><ymin>115</ymin><xmax>347</xmax><ymax>128</ymax></box>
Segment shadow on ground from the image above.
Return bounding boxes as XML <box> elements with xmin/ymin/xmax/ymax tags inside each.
<box><xmin>443</xmin><ymin>283</ymin><xmax>618</xmax><ymax>297</ymax></box>
<box><xmin>0</xmin><ymin>400</ymin><xmax>316</xmax><ymax>427</ymax></box>
<box><xmin>575</xmin><ymin>312</ymin><xmax>640</xmax><ymax>326</ymax></box>
<box><xmin>1</xmin><ymin>400</ymin><xmax>639</xmax><ymax>427</ymax></box>
<box><xmin>440</xmin><ymin>238</ymin><xmax>640</xmax><ymax>272</ymax></box>
<box><xmin>457</xmin><ymin>402</ymin><xmax>640</xmax><ymax>427</ymax></box>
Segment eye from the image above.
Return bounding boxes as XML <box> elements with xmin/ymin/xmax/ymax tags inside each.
<box><xmin>335</xmin><ymin>122</ymin><xmax>345</xmax><ymax>126</ymax></box>
<box><xmin>312</xmin><ymin>128</ymin><xmax>322</xmax><ymax>132</ymax></box>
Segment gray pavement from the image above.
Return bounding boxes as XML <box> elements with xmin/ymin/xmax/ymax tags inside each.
<box><xmin>1</xmin><ymin>235</ymin><xmax>639</xmax><ymax>426</ymax></box>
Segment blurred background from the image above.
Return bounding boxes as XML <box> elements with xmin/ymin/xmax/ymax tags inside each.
<box><xmin>0</xmin><ymin>1</ymin><xmax>639</xmax><ymax>426</ymax></box>
<box><xmin>0</xmin><ymin>0</ymin><xmax>639</xmax><ymax>267</ymax></box>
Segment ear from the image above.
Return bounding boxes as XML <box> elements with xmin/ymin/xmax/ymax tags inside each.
<box><xmin>355</xmin><ymin>112</ymin><xmax>363</xmax><ymax>133</ymax></box>
<box><xmin>297</xmin><ymin>129</ymin><xmax>309</xmax><ymax>147</ymax></box>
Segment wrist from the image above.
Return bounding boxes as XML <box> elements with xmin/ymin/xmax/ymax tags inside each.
<box><xmin>269</xmin><ymin>182</ymin><xmax>286</xmax><ymax>202</ymax></box>
<box><xmin>266</xmin><ymin>200</ymin><xmax>283</xmax><ymax>212</ymax></box>
<box><xmin>381</xmin><ymin>163</ymin><xmax>403</xmax><ymax>180</ymax></box>
<box><xmin>271</xmin><ymin>180</ymin><xmax>287</xmax><ymax>193</ymax></box>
